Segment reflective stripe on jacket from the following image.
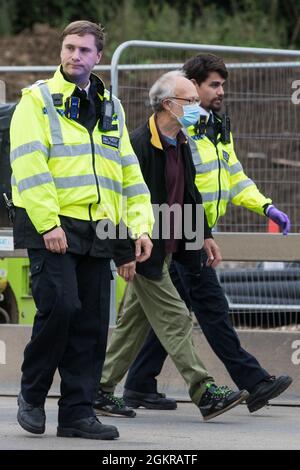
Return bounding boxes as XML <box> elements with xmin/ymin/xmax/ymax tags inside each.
<box><xmin>187</xmin><ymin>119</ymin><xmax>271</xmax><ymax>228</ymax></box>
<box><xmin>10</xmin><ymin>67</ymin><xmax>154</xmax><ymax>236</ymax></box>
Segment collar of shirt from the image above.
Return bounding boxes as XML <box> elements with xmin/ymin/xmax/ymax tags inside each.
<box><xmin>60</xmin><ymin>66</ymin><xmax>105</xmax><ymax>98</ymax></box>
<box><xmin>161</xmin><ymin>129</ymin><xmax>186</xmax><ymax>150</ymax></box>
<box><xmin>78</xmin><ymin>81</ymin><xmax>91</xmax><ymax>96</ymax></box>
<box><xmin>162</xmin><ymin>134</ymin><xmax>177</xmax><ymax>147</ymax></box>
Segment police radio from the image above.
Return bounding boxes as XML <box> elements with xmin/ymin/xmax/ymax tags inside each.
<box><xmin>99</xmin><ymin>85</ymin><xmax>117</xmax><ymax>131</ymax></box>
<box><xmin>221</xmin><ymin>107</ymin><xmax>231</xmax><ymax>144</ymax></box>
<box><xmin>195</xmin><ymin>114</ymin><xmax>207</xmax><ymax>136</ymax></box>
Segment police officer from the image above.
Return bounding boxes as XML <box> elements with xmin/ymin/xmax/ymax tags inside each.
<box><xmin>11</xmin><ymin>20</ymin><xmax>153</xmax><ymax>440</ymax></box>
<box><xmin>121</xmin><ymin>54</ymin><xmax>292</xmax><ymax>414</ymax></box>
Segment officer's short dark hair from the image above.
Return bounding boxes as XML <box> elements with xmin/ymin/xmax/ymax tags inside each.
<box><xmin>183</xmin><ymin>53</ymin><xmax>228</xmax><ymax>85</ymax></box>
<box><xmin>61</xmin><ymin>20</ymin><xmax>105</xmax><ymax>52</ymax></box>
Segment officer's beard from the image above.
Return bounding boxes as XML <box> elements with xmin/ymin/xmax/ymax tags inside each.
<box><xmin>210</xmin><ymin>98</ymin><xmax>223</xmax><ymax>112</ymax></box>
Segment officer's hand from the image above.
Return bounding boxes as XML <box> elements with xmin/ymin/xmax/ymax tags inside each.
<box><xmin>266</xmin><ymin>205</ymin><xmax>291</xmax><ymax>236</ymax></box>
<box><xmin>203</xmin><ymin>238</ymin><xmax>222</xmax><ymax>269</ymax></box>
<box><xmin>135</xmin><ymin>234</ymin><xmax>153</xmax><ymax>263</ymax></box>
<box><xmin>43</xmin><ymin>227</ymin><xmax>68</xmax><ymax>254</ymax></box>
<box><xmin>117</xmin><ymin>261</ymin><xmax>136</xmax><ymax>282</ymax></box>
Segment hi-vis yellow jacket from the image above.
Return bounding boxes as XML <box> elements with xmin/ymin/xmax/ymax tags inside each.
<box><xmin>187</xmin><ymin>116</ymin><xmax>271</xmax><ymax>228</ymax></box>
<box><xmin>10</xmin><ymin>67</ymin><xmax>154</xmax><ymax>237</ymax></box>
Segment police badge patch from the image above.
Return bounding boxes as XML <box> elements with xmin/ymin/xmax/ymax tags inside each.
<box><xmin>102</xmin><ymin>135</ymin><xmax>120</xmax><ymax>149</ymax></box>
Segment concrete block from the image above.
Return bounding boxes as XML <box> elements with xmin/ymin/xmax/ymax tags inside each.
<box><xmin>0</xmin><ymin>325</ymin><xmax>299</xmax><ymax>404</ymax></box>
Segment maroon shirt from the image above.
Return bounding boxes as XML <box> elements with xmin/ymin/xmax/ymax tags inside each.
<box><xmin>157</xmin><ymin>125</ymin><xmax>186</xmax><ymax>254</ymax></box>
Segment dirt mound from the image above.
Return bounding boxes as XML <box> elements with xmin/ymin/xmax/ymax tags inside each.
<box><xmin>0</xmin><ymin>24</ymin><xmax>62</xmax><ymax>101</ymax></box>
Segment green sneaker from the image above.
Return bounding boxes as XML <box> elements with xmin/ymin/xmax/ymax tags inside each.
<box><xmin>199</xmin><ymin>384</ymin><xmax>249</xmax><ymax>421</ymax></box>
<box><xmin>94</xmin><ymin>389</ymin><xmax>136</xmax><ymax>418</ymax></box>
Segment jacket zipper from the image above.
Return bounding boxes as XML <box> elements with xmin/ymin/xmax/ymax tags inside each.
<box><xmin>88</xmin><ymin>131</ymin><xmax>101</xmax><ymax>220</ymax></box>
<box><xmin>205</xmin><ymin>120</ymin><xmax>222</xmax><ymax>228</ymax></box>
<box><xmin>213</xmin><ymin>141</ymin><xmax>222</xmax><ymax>228</ymax></box>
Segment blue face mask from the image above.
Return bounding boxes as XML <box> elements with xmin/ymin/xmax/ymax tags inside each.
<box><xmin>176</xmin><ymin>103</ymin><xmax>201</xmax><ymax>128</ymax></box>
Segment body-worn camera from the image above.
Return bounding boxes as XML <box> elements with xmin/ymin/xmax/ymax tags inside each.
<box><xmin>221</xmin><ymin>108</ymin><xmax>231</xmax><ymax>144</ymax></box>
<box><xmin>99</xmin><ymin>86</ymin><xmax>117</xmax><ymax>132</ymax></box>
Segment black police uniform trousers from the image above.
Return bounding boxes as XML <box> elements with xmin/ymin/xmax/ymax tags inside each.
<box><xmin>125</xmin><ymin>250</ymin><xmax>270</xmax><ymax>394</ymax></box>
<box><xmin>21</xmin><ymin>248</ymin><xmax>111</xmax><ymax>424</ymax></box>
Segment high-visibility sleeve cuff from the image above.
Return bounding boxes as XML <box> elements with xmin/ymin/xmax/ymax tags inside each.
<box><xmin>129</xmin><ymin>224</ymin><xmax>153</xmax><ymax>239</ymax></box>
<box><xmin>37</xmin><ymin>216</ymin><xmax>61</xmax><ymax>234</ymax></box>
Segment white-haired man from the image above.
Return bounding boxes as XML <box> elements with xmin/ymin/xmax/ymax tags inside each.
<box><xmin>93</xmin><ymin>71</ymin><xmax>249</xmax><ymax>422</ymax></box>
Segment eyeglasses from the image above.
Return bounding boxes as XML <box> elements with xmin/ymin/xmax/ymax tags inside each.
<box><xmin>167</xmin><ymin>96</ymin><xmax>201</xmax><ymax>105</ymax></box>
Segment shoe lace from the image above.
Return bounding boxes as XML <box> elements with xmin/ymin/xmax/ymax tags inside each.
<box><xmin>207</xmin><ymin>384</ymin><xmax>232</xmax><ymax>399</ymax></box>
<box><xmin>107</xmin><ymin>393</ymin><xmax>125</xmax><ymax>408</ymax></box>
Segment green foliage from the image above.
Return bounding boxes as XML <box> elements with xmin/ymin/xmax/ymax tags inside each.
<box><xmin>102</xmin><ymin>1</ymin><xmax>288</xmax><ymax>61</ymax></box>
<box><xmin>189</xmin><ymin>4</ymin><xmax>287</xmax><ymax>49</ymax></box>
<box><xmin>0</xmin><ymin>0</ymin><xmax>17</xmax><ymax>35</ymax></box>
<box><xmin>1</xmin><ymin>0</ymin><xmax>118</xmax><ymax>32</ymax></box>
<box><xmin>0</xmin><ymin>0</ymin><xmax>297</xmax><ymax>51</ymax></box>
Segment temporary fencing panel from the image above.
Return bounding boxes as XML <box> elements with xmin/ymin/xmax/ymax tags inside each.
<box><xmin>110</xmin><ymin>41</ymin><xmax>300</xmax><ymax>327</ymax></box>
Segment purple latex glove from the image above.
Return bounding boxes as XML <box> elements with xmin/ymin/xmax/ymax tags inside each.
<box><xmin>266</xmin><ymin>205</ymin><xmax>291</xmax><ymax>235</ymax></box>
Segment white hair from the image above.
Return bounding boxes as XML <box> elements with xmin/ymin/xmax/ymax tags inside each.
<box><xmin>149</xmin><ymin>70</ymin><xmax>186</xmax><ymax>113</ymax></box>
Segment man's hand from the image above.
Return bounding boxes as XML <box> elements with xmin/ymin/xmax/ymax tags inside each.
<box><xmin>43</xmin><ymin>227</ymin><xmax>68</xmax><ymax>254</ymax></box>
<box><xmin>117</xmin><ymin>261</ymin><xmax>136</xmax><ymax>282</ymax></box>
<box><xmin>266</xmin><ymin>205</ymin><xmax>291</xmax><ymax>235</ymax></box>
<box><xmin>203</xmin><ymin>238</ymin><xmax>222</xmax><ymax>269</ymax></box>
<box><xmin>135</xmin><ymin>234</ymin><xmax>153</xmax><ymax>263</ymax></box>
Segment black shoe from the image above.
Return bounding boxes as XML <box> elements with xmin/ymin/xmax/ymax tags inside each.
<box><xmin>57</xmin><ymin>416</ymin><xmax>119</xmax><ymax>440</ymax></box>
<box><xmin>247</xmin><ymin>375</ymin><xmax>293</xmax><ymax>413</ymax></box>
<box><xmin>123</xmin><ymin>388</ymin><xmax>177</xmax><ymax>410</ymax></box>
<box><xmin>17</xmin><ymin>392</ymin><xmax>46</xmax><ymax>435</ymax></box>
<box><xmin>199</xmin><ymin>384</ymin><xmax>249</xmax><ymax>422</ymax></box>
<box><xmin>93</xmin><ymin>389</ymin><xmax>136</xmax><ymax>417</ymax></box>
